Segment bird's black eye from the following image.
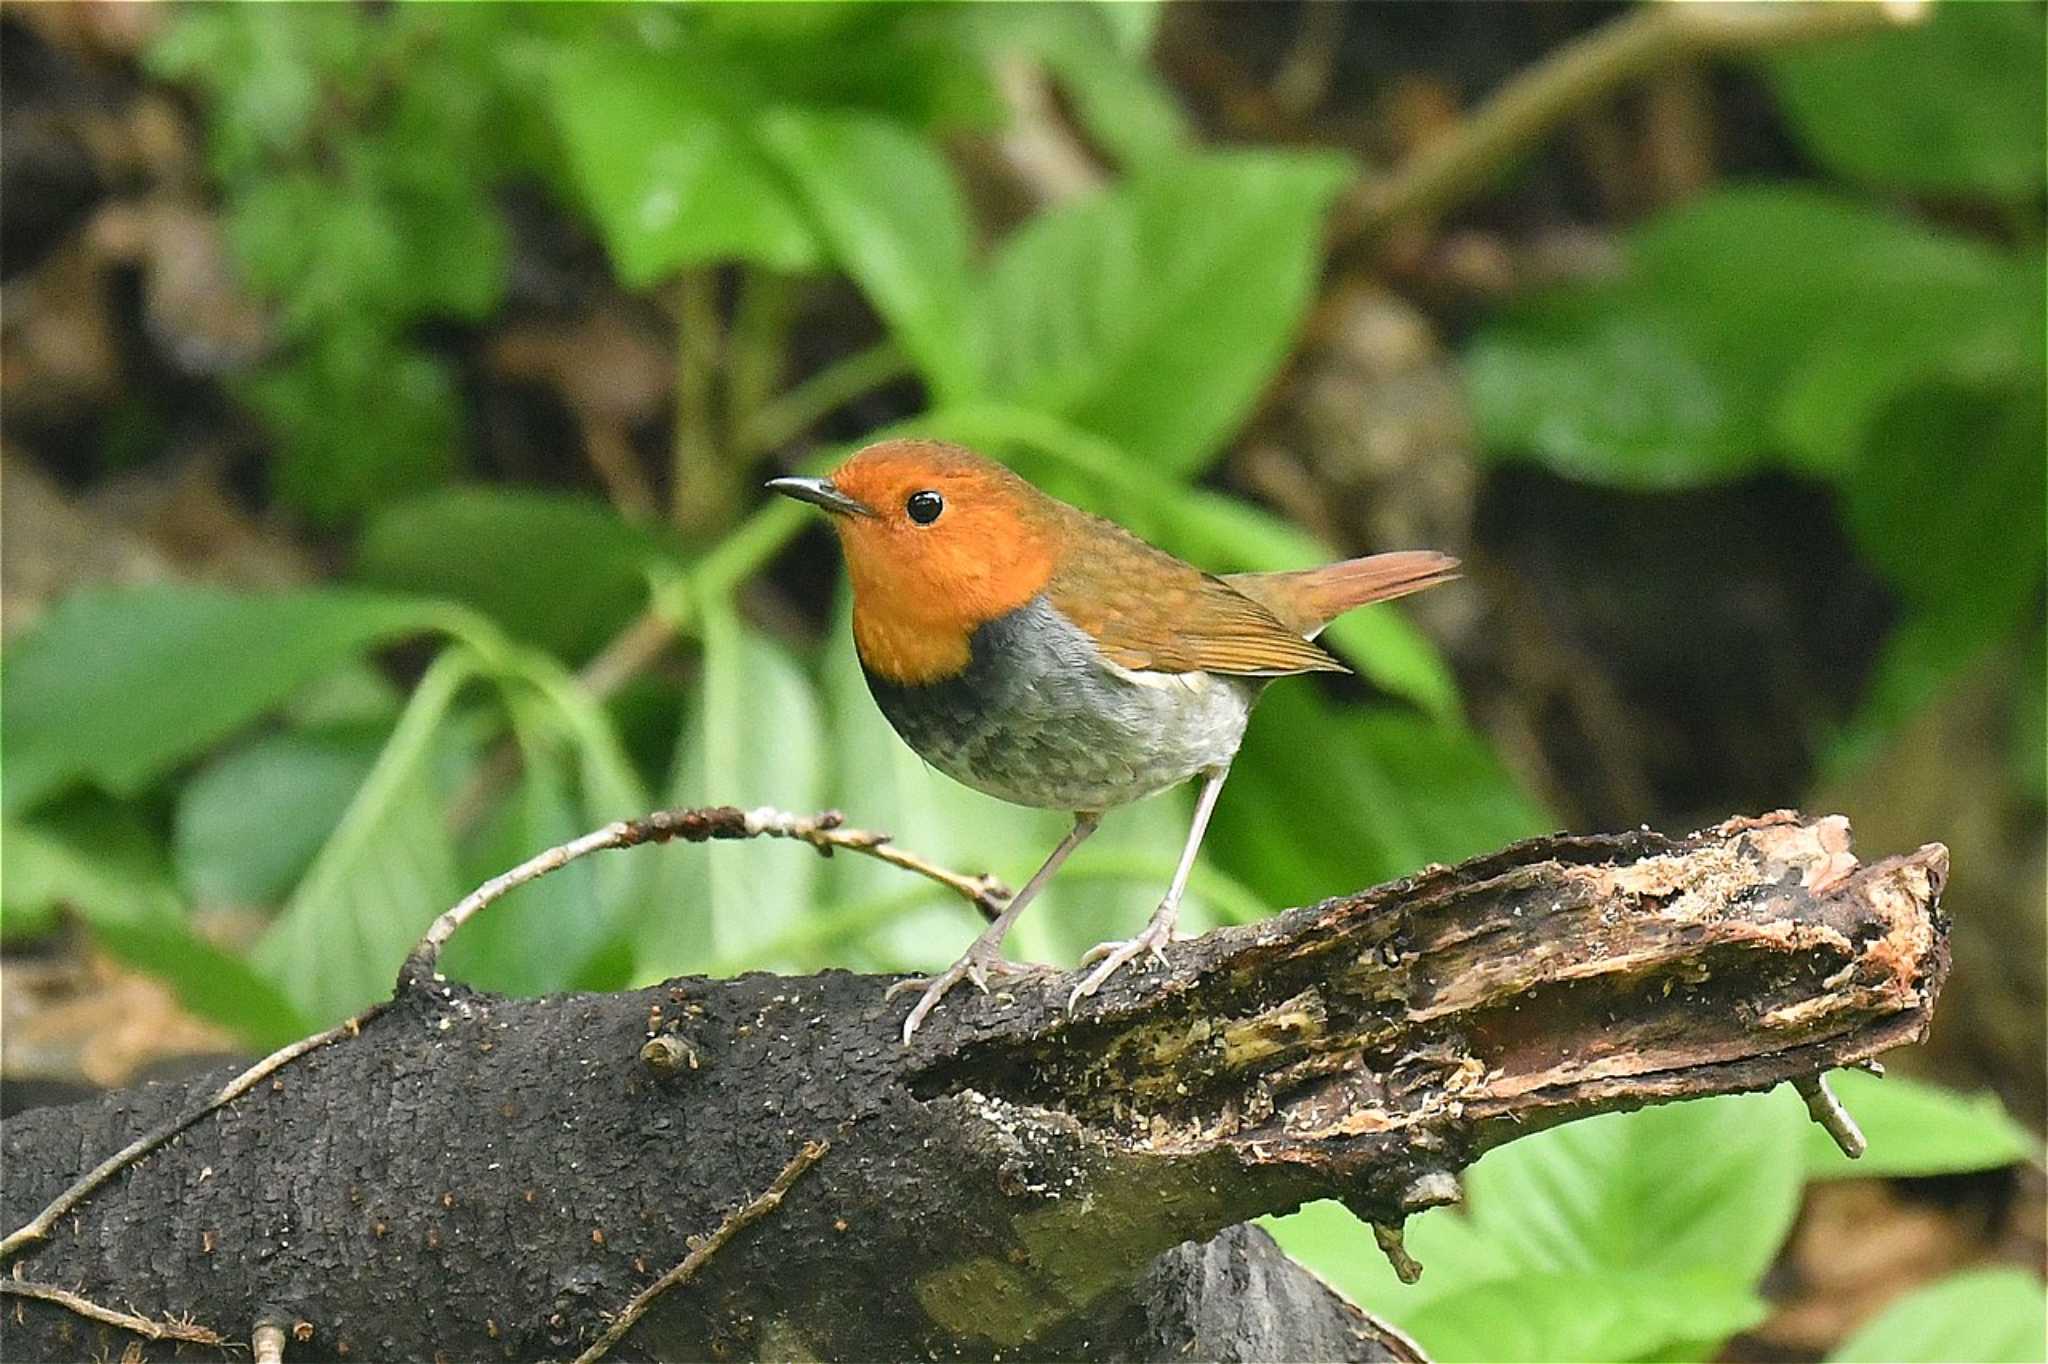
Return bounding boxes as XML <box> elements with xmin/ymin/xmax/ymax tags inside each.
<box><xmin>905</xmin><ymin>490</ymin><xmax>944</xmax><ymax>525</ymax></box>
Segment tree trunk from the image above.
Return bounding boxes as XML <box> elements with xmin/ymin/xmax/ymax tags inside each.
<box><xmin>0</xmin><ymin>811</ymin><xmax>1949</xmax><ymax>1362</ymax></box>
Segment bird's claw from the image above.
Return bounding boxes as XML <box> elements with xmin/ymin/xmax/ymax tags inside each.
<box><xmin>889</xmin><ymin>945</ymin><xmax>1042</xmax><ymax>1044</ymax></box>
<box><xmin>1067</xmin><ymin>913</ymin><xmax>1177</xmax><ymax>1013</ymax></box>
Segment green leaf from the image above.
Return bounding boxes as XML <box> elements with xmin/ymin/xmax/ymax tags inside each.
<box><xmin>1406</xmin><ymin>1269</ymin><xmax>1767</xmax><ymax>1364</ymax></box>
<box><xmin>1273</xmin><ymin>1095</ymin><xmax>1802</xmax><ymax>1363</ymax></box>
<box><xmin>1823</xmin><ymin>380</ymin><xmax>2045</xmax><ymax>776</ymax></box>
<box><xmin>966</xmin><ymin>3</ymin><xmax>1187</xmax><ymax>171</ymax></box>
<box><xmin>638</xmin><ymin>607</ymin><xmax>825</xmax><ymax>978</ymax></box>
<box><xmin>1828</xmin><ymin>1268</ymin><xmax>2048</xmax><ymax>1364</ymax></box>
<box><xmin>1211</xmin><ymin>685</ymin><xmax>1546</xmax><ymax>909</ymax></box>
<box><xmin>1766</xmin><ymin>2</ymin><xmax>2047</xmax><ymax>201</ymax></box>
<box><xmin>1468</xmin><ymin>186</ymin><xmax>2034</xmax><ymax>487</ymax></box>
<box><xmin>174</xmin><ymin>726</ymin><xmax>386</xmax><ymax>907</ymax></box>
<box><xmin>979</xmin><ymin>150</ymin><xmax>1352</xmax><ymax>471</ymax></box>
<box><xmin>760</xmin><ymin>111</ymin><xmax>981</xmax><ymax>404</ymax></box>
<box><xmin>2</xmin><ymin>798</ymin><xmax>185</xmax><ymax>933</ymax></box>
<box><xmin>3</xmin><ymin>798</ymin><xmax>311</xmax><ymax>1045</ymax></box>
<box><xmin>2</xmin><ymin>585</ymin><xmax>452</xmax><ymax>815</ymax></box>
<box><xmin>1771</xmin><ymin>259</ymin><xmax>2043</xmax><ymax>473</ymax></box>
<box><xmin>93</xmin><ymin>917</ymin><xmax>314</xmax><ymax>1050</ymax></box>
<box><xmin>358</xmin><ymin>489</ymin><xmax>680</xmax><ymax>662</ymax></box>
<box><xmin>243</xmin><ymin>332</ymin><xmax>463</xmax><ymax>524</ymax></box>
<box><xmin>1839</xmin><ymin>382</ymin><xmax>2046</xmax><ymax>625</ymax></box>
<box><xmin>147</xmin><ymin>5</ymin><xmax>371</xmax><ymax>181</ymax></box>
<box><xmin>1467</xmin><ymin>1094</ymin><xmax>1805</xmax><ymax>1285</ymax></box>
<box><xmin>548</xmin><ymin>44</ymin><xmax>820</xmax><ymax>281</ymax></box>
<box><xmin>1805</xmin><ymin>1070</ymin><xmax>2040</xmax><ymax>1181</ymax></box>
<box><xmin>253</xmin><ymin>652</ymin><xmax>474</xmax><ymax>1024</ymax></box>
<box><xmin>443</xmin><ymin>657</ymin><xmax>654</xmax><ymax>996</ymax></box>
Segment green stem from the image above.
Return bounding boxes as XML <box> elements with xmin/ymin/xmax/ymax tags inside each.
<box><xmin>736</xmin><ymin>340</ymin><xmax>909</xmax><ymax>460</ymax></box>
<box><xmin>671</xmin><ymin>270</ymin><xmax>726</xmax><ymax>536</ymax></box>
<box><xmin>725</xmin><ymin>269</ymin><xmax>796</xmax><ymax>454</ymax></box>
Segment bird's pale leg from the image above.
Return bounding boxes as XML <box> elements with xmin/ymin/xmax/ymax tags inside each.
<box><xmin>1069</xmin><ymin>764</ymin><xmax>1231</xmax><ymax>1011</ymax></box>
<box><xmin>888</xmin><ymin>812</ymin><xmax>1101</xmax><ymax>1044</ymax></box>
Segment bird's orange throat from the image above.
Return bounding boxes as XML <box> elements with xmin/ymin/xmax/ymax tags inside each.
<box><xmin>840</xmin><ymin>518</ymin><xmax>1055</xmax><ymax>687</ymax></box>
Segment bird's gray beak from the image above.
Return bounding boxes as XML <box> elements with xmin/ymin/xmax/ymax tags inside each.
<box><xmin>765</xmin><ymin>476</ymin><xmax>876</xmax><ymax>519</ymax></box>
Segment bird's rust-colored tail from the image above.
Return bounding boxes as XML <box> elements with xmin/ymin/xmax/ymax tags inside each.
<box><xmin>1223</xmin><ymin>550</ymin><xmax>1461</xmax><ymax>637</ymax></box>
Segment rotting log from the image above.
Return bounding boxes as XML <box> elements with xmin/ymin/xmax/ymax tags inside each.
<box><xmin>0</xmin><ymin>811</ymin><xmax>1948</xmax><ymax>1362</ymax></box>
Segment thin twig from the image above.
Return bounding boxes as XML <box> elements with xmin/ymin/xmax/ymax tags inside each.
<box><xmin>576</xmin><ymin>608</ymin><xmax>682</xmax><ymax>704</ymax></box>
<box><xmin>746</xmin><ymin>807</ymin><xmax>1011</xmax><ymax>921</ymax></box>
<box><xmin>1793</xmin><ymin>1073</ymin><xmax>1868</xmax><ymax>1160</ymax></box>
<box><xmin>0</xmin><ymin>1277</ymin><xmax>227</xmax><ymax>1347</ymax></box>
<box><xmin>1332</xmin><ymin>0</ymin><xmax>1929</xmax><ymax>247</ymax></box>
<box><xmin>405</xmin><ymin>805</ymin><xmax>1009</xmax><ymax>986</ymax></box>
<box><xmin>583</xmin><ymin>420</ymin><xmax>661</xmax><ymax>524</ymax></box>
<box><xmin>0</xmin><ymin>1007</ymin><xmax>386</xmax><ymax>1263</ymax></box>
<box><xmin>569</xmin><ymin>1139</ymin><xmax>829</xmax><ymax>1364</ymax></box>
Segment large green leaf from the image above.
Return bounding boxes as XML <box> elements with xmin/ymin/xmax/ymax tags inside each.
<box><xmin>1828</xmin><ymin>1269</ymin><xmax>2048</xmax><ymax>1364</ymax></box>
<box><xmin>2</xmin><ymin>796</ymin><xmax>183</xmax><ymax>934</ymax></box>
<box><xmin>1464</xmin><ymin>1093</ymin><xmax>1805</xmax><ymax>1285</ymax></box>
<box><xmin>442</xmin><ymin>695</ymin><xmax>652</xmax><ymax>998</ymax></box>
<box><xmin>1805</xmin><ymin>1070</ymin><xmax>2041</xmax><ymax>1181</ymax></box>
<box><xmin>1765</xmin><ymin>2</ymin><xmax>2047</xmax><ymax>202</ymax></box>
<box><xmin>358</xmin><ymin>488</ymin><xmax>681</xmax><ymax>662</ymax></box>
<box><xmin>638</xmin><ymin>607</ymin><xmax>825</xmax><ymax>978</ymax></box>
<box><xmin>1210</xmin><ymin>684</ymin><xmax>1546</xmax><ymax>910</ymax></box>
<box><xmin>173</xmin><ymin>725</ymin><xmax>386</xmax><ymax>907</ymax></box>
<box><xmin>979</xmin><ymin>151</ymin><xmax>1352</xmax><ymax>471</ymax></box>
<box><xmin>965</xmin><ymin>2</ymin><xmax>1187</xmax><ymax>172</ymax></box>
<box><xmin>1838</xmin><ymin>382</ymin><xmax>2046</xmax><ymax>626</ymax></box>
<box><xmin>2</xmin><ymin>586</ymin><xmax>454</xmax><ymax>815</ymax></box>
<box><xmin>1823</xmin><ymin>380</ymin><xmax>2045</xmax><ymax>777</ymax></box>
<box><xmin>3</xmin><ymin>798</ymin><xmax>311</xmax><ymax>1045</ymax></box>
<box><xmin>1271</xmin><ymin>1094</ymin><xmax>1801</xmax><ymax>1363</ymax></box>
<box><xmin>253</xmin><ymin>652</ymin><xmax>474</xmax><ymax>1024</ymax></box>
<box><xmin>1467</xmin><ymin>186</ymin><xmax>2035</xmax><ymax>486</ymax></box>
<box><xmin>761</xmin><ymin>111</ymin><xmax>981</xmax><ymax>404</ymax></box>
<box><xmin>1404</xmin><ymin>1269</ymin><xmax>1766</xmax><ymax>1364</ymax></box>
<box><xmin>548</xmin><ymin>44</ymin><xmax>820</xmax><ymax>281</ymax></box>
<box><xmin>243</xmin><ymin>333</ymin><xmax>463</xmax><ymax>524</ymax></box>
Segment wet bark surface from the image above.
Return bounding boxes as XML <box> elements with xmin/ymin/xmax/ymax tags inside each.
<box><xmin>1</xmin><ymin>811</ymin><xmax>1948</xmax><ymax>1362</ymax></box>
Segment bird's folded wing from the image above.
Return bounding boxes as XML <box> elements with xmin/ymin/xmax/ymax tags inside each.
<box><xmin>1045</xmin><ymin>523</ymin><xmax>1346</xmax><ymax>677</ymax></box>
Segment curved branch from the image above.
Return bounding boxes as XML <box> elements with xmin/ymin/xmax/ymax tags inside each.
<box><xmin>1331</xmin><ymin>0</ymin><xmax>1931</xmax><ymax>247</ymax></box>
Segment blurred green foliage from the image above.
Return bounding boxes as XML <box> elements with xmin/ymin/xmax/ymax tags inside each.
<box><xmin>1271</xmin><ymin>1076</ymin><xmax>2043</xmax><ymax>1363</ymax></box>
<box><xmin>1</xmin><ymin>2</ymin><xmax>2042</xmax><ymax>1359</ymax></box>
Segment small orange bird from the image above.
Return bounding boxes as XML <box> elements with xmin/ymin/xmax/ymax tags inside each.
<box><xmin>770</xmin><ymin>440</ymin><xmax>1459</xmax><ymax>1042</ymax></box>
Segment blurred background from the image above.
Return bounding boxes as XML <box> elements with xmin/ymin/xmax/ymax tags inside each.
<box><xmin>1</xmin><ymin>3</ymin><xmax>2041</xmax><ymax>1360</ymax></box>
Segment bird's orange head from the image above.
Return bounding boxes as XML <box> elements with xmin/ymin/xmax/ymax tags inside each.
<box><xmin>767</xmin><ymin>440</ymin><xmax>1060</xmax><ymax>684</ymax></box>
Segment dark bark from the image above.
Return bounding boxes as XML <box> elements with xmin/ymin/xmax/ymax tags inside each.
<box><xmin>1</xmin><ymin>811</ymin><xmax>1948</xmax><ymax>1362</ymax></box>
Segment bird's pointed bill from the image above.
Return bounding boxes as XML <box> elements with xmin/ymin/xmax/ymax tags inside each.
<box><xmin>766</xmin><ymin>476</ymin><xmax>876</xmax><ymax>518</ymax></box>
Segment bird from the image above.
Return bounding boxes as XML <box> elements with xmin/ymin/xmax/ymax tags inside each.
<box><xmin>769</xmin><ymin>439</ymin><xmax>1459</xmax><ymax>1043</ymax></box>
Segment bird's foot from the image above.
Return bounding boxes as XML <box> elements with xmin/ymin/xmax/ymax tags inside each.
<box><xmin>887</xmin><ymin>941</ymin><xmax>1046</xmax><ymax>1045</ymax></box>
<box><xmin>1068</xmin><ymin>908</ymin><xmax>1178</xmax><ymax>1012</ymax></box>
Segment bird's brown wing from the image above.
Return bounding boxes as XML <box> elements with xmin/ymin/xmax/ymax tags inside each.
<box><xmin>1043</xmin><ymin>514</ymin><xmax>1345</xmax><ymax>677</ymax></box>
